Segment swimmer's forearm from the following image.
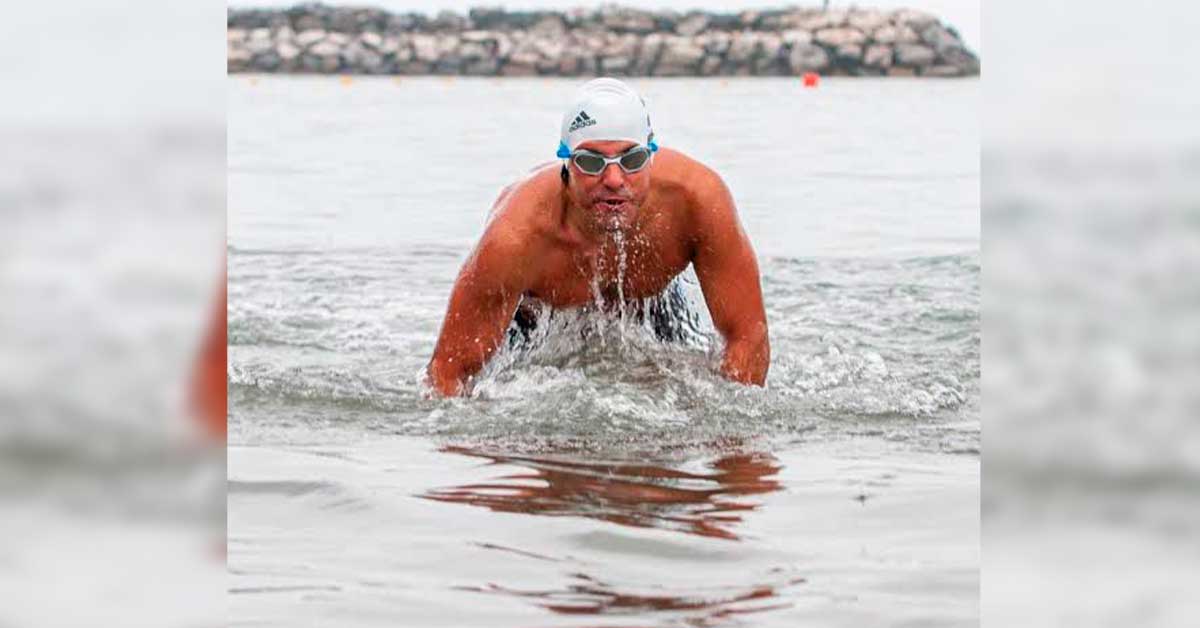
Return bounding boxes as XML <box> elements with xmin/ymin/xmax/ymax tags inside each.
<box><xmin>719</xmin><ymin>329</ymin><xmax>770</xmax><ymax>386</ymax></box>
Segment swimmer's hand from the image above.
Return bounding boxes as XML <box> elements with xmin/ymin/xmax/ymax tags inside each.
<box><xmin>718</xmin><ymin>326</ymin><xmax>771</xmax><ymax>386</ymax></box>
<box><xmin>424</xmin><ymin>360</ymin><xmax>467</xmax><ymax>398</ymax></box>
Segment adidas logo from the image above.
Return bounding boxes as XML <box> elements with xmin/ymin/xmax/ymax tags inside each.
<box><xmin>568</xmin><ymin>110</ymin><xmax>596</xmax><ymax>133</ymax></box>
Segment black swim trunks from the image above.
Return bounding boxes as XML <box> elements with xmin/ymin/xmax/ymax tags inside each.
<box><xmin>507</xmin><ymin>279</ymin><xmax>702</xmax><ymax>347</ymax></box>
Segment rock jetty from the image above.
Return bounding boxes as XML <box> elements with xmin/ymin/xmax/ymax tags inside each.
<box><xmin>228</xmin><ymin>4</ymin><xmax>979</xmax><ymax>78</ymax></box>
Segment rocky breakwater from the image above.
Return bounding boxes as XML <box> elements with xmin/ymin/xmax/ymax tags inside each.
<box><xmin>228</xmin><ymin>4</ymin><xmax>979</xmax><ymax>78</ymax></box>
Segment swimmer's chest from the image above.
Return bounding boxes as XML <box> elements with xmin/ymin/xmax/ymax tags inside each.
<box><xmin>526</xmin><ymin>238</ymin><xmax>693</xmax><ymax>306</ymax></box>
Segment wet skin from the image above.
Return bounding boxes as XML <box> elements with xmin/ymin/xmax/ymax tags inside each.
<box><xmin>427</xmin><ymin>140</ymin><xmax>769</xmax><ymax>396</ymax></box>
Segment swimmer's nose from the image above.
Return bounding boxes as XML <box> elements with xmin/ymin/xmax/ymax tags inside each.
<box><xmin>601</xmin><ymin>162</ymin><xmax>626</xmax><ymax>189</ymax></box>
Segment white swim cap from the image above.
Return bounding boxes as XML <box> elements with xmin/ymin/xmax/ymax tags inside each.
<box><xmin>557</xmin><ymin>78</ymin><xmax>657</xmax><ymax>157</ymax></box>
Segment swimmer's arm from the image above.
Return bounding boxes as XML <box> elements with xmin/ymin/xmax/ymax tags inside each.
<box><xmin>691</xmin><ymin>172</ymin><xmax>770</xmax><ymax>386</ymax></box>
<box><xmin>426</xmin><ymin>231</ymin><xmax>529</xmax><ymax>397</ymax></box>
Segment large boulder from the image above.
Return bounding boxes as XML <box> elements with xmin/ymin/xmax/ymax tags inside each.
<box><xmin>675</xmin><ymin>13</ymin><xmax>709</xmax><ymax>37</ymax></box>
<box><xmin>343</xmin><ymin>40</ymin><xmax>384</xmax><ymax>73</ymax></box>
<box><xmin>227</xmin><ymin>44</ymin><xmax>251</xmax><ymax>72</ymax></box>
<box><xmin>359</xmin><ymin>31</ymin><xmax>382</xmax><ymax>50</ymax></box>
<box><xmin>872</xmin><ymin>24</ymin><xmax>920</xmax><ymax>45</ymax></box>
<box><xmin>383</xmin><ymin>14</ymin><xmax>416</xmax><ymax>34</ymax></box>
<box><xmin>788</xmin><ymin>43</ymin><xmax>830</xmax><ymax>73</ymax></box>
<box><xmin>815</xmin><ymin>27</ymin><xmax>867</xmax><ymax>47</ymax></box>
<box><xmin>296</xmin><ymin>29</ymin><xmax>326</xmax><ymax>48</ymax></box>
<box><xmin>493</xmin><ymin>33</ymin><xmax>513</xmax><ymax>59</ymax></box>
<box><xmin>467</xmin><ymin>7</ymin><xmax>507</xmax><ymax>30</ymax></box>
<box><xmin>430</xmin><ymin>10</ymin><xmax>467</xmax><ymax>32</ymax></box>
<box><xmin>601</xmin><ymin>7</ymin><xmax>657</xmax><ymax>34</ymax></box>
<box><xmin>530</xmin><ymin>15</ymin><xmax>567</xmax><ymax>37</ymax></box>
<box><xmin>891</xmin><ymin>9</ymin><xmax>939</xmax><ymax>29</ymax></box>
<box><xmin>276</xmin><ymin>41</ymin><xmax>301</xmax><ymax>64</ymax></box>
<box><xmin>292</xmin><ymin>12</ymin><xmax>326</xmax><ymax>33</ymax></box>
<box><xmin>531</xmin><ymin>37</ymin><xmax>565</xmax><ymax>63</ymax></box>
<box><xmin>251</xmin><ymin>50</ymin><xmax>281</xmax><ymax>72</ymax></box>
<box><xmin>759</xmin><ymin>33</ymin><xmax>783</xmax><ymax>60</ymax></box>
<box><xmin>918</xmin><ymin>23</ymin><xmax>979</xmax><ymax>75</ymax></box>
<box><xmin>895</xmin><ymin>43</ymin><xmax>936</xmax><ymax>67</ymax></box>
<box><xmin>697</xmin><ymin>31</ymin><xmax>731</xmax><ymax>55</ymax></box>
<box><xmin>631</xmin><ymin>33</ymin><xmax>664</xmax><ymax>75</ymax></box>
<box><xmin>505</xmin><ymin>40</ymin><xmax>540</xmax><ymax>74</ymax></box>
<box><xmin>847</xmin><ymin>10</ymin><xmax>889</xmax><ymax>32</ymax></box>
<box><xmin>462</xmin><ymin>56</ymin><xmax>501</xmax><ymax>76</ymax></box>
<box><xmin>383</xmin><ymin>36</ymin><xmax>412</xmax><ymax>63</ymax></box>
<box><xmin>308</xmin><ymin>40</ymin><xmax>341</xmax><ymax>60</ymax></box>
<box><xmin>753</xmin><ymin>34</ymin><xmax>786</xmax><ymax>75</ymax></box>
<box><xmin>919</xmin><ymin>23</ymin><xmax>960</xmax><ymax>51</ymax></box>
<box><xmin>275</xmin><ymin>25</ymin><xmax>296</xmax><ymax>45</ymax></box>
<box><xmin>834</xmin><ymin>43</ymin><xmax>864</xmax><ymax>66</ymax></box>
<box><xmin>411</xmin><ymin>34</ymin><xmax>439</xmax><ymax>64</ymax></box>
<box><xmin>655</xmin><ymin>35</ymin><xmax>705</xmax><ymax>75</ymax></box>
<box><xmin>726</xmin><ymin>31</ymin><xmax>760</xmax><ymax>65</ymax></box>
<box><xmin>458</xmin><ymin>40</ymin><xmax>490</xmax><ymax>61</ymax></box>
<box><xmin>797</xmin><ymin>10</ymin><xmax>846</xmax><ymax>31</ymax></box>
<box><xmin>304</xmin><ymin>41</ymin><xmax>341</xmax><ymax>72</ymax></box>
<box><xmin>863</xmin><ymin>44</ymin><xmax>893</xmax><ymax>69</ymax></box>
<box><xmin>782</xmin><ymin>29</ymin><xmax>813</xmax><ymax>47</ymax></box>
<box><xmin>246</xmin><ymin>28</ymin><xmax>274</xmax><ymax>55</ymax></box>
<box><xmin>939</xmin><ymin>46</ymin><xmax>980</xmax><ymax>75</ymax></box>
<box><xmin>607</xmin><ymin>32</ymin><xmax>640</xmax><ymax>59</ymax></box>
<box><xmin>459</xmin><ymin>30</ymin><xmax>494</xmax><ymax>43</ymax></box>
<box><xmin>328</xmin><ymin>8</ymin><xmax>358</xmax><ymax>33</ymax></box>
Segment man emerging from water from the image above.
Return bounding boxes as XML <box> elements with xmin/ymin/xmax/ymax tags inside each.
<box><xmin>427</xmin><ymin>78</ymin><xmax>769</xmax><ymax>396</ymax></box>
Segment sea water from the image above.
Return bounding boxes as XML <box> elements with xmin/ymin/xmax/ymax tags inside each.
<box><xmin>228</xmin><ymin>76</ymin><xmax>980</xmax><ymax>627</ymax></box>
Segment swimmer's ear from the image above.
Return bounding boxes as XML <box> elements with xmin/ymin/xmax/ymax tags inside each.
<box><xmin>560</xmin><ymin>164</ymin><xmax>569</xmax><ymax>185</ymax></box>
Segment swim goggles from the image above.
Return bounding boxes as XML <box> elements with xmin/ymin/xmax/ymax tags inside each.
<box><xmin>564</xmin><ymin>145</ymin><xmax>655</xmax><ymax>176</ymax></box>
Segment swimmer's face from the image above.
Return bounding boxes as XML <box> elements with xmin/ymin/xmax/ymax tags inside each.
<box><xmin>567</xmin><ymin>140</ymin><xmax>652</xmax><ymax>233</ymax></box>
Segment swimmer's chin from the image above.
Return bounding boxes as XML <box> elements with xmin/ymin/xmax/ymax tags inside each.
<box><xmin>590</xmin><ymin>205</ymin><xmax>637</xmax><ymax>230</ymax></box>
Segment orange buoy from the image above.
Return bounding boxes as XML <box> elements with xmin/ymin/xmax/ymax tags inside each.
<box><xmin>802</xmin><ymin>72</ymin><xmax>819</xmax><ymax>87</ymax></box>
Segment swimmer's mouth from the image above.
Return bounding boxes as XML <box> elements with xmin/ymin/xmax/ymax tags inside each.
<box><xmin>594</xmin><ymin>198</ymin><xmax>630</xmax><ymax>212</ymax></box>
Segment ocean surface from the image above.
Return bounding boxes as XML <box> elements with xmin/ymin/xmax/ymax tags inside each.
<box><xmin>228</xmin><ymin>76</ymin><xmax>979</xmax><ymax>627</ymax></box>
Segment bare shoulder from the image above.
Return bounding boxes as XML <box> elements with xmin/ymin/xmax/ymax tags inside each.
<box><xmin>476</xmin><ymin>163</ymin><xmax>563</xmax><ymax>260</ymax></box>
<box><xmin>651</xmin><ymin>148</ymin><xmax>737</xmax><ymax>229</ymax></box>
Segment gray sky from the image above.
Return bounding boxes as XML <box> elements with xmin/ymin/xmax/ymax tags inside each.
<box><xmin>230</xmin><ymin>2</ymin><xmax>981</xmax><ymax>52</ymax></box>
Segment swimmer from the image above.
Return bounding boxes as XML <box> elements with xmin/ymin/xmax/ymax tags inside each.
<box><xmin>426</xmin><ymin>78</ymin><xmax>769</xmax><ymax>396</ymax></box>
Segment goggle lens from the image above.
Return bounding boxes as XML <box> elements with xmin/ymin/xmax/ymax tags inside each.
<box><xmin>571</xmin><ymin>147</ymin><xmax>652</xmax><ymax>175</ymax></box>
<box><xmin>573</xmin><ymin>153</ymin><xmax>607</xmax><ymax>174</ymax></box>
<box><xmin>619</xmin><ymin>148</ymin><xmax>650</xmax><ymax>171</ymax></box>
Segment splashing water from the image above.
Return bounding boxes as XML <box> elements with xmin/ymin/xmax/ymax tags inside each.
<box><xmin>228</xmin><ymin>243</ymin><xmax>977</xmax><ymax>458</ymax></box>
